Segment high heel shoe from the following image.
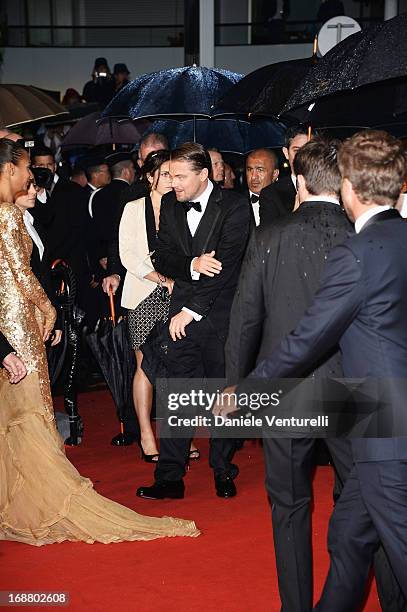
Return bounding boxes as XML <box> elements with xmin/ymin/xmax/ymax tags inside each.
<box><xmin>137</xmin><ymin>440</ymin><xmax>159</xmax><ymax>463</ymax></box>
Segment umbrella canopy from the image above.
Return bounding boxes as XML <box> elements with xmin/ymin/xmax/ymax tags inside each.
<box><xmin>0</xmin><ymin>84</ymin><xmax>67</xmax><ymax>127</ymax></box>
<box><xmin>214</xmin><ymin>58</ymin><xmax>315</xmax><ymax>118</ymax></box>
<box><xmin>148</xmin><ymin>117</ymin><xmax>286</xmax><ymax>152</ymax></box>
<box><xmin>284</xmin><ymin>77</ymin><xmax>407</xmax><ymax>132</ymax></box>
<box><xmin>281</xmin><ymin>13</ymin><xmax>407</xmax><ymax>115</ymax></box>
<box><xmin>61</xmin><ymin>112</ymin><xmax>150</xmax><ymax>148</ymax></box>
<box><xmin>102</xmin><ymin>65</ymin><xmax>243</xmax><ymax>120</ymax></box>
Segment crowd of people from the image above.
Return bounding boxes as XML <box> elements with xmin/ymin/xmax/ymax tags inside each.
<box><xmin>0</xmin><ymin>115</ymin><xmax>407</xmax><ymax>612</ymax></box>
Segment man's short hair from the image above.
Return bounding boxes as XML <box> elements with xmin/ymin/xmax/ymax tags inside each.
<box><xmin>246</xmin><ymin>148</ymin><xmax>279</xmax><ymax>168</ymax></box>
<box><xmin>338</xmin><ymin>130</ymin><xmax>407</xmax><ymax>206</ymax></box>
<box><xmin>294</xmin><ymin>137</ymin><xmax>341</xmax><ymax>197</ymax></box>
<box><xmin>85</xmin><ymin>163</ymin><xmax>105</xmax><ymax>182</ymax></box>
<box><xmin>110</xmin><ymin>159</ymin><xmax>133</xmax><ymax>179</ymax></box>
<box><xmin>140</xmin><ymin>132</ymin><xmax>169</xmax><ymax>149</ymax></box>
<box><xmin>171</xmin><ymin>142</ymin><xmax>211</xmax><ymax>173</ymax></box>
<box><xmin>31</xmin><ymin>145</ymin><xmax>55</xmax><ymax>162</ymax></box>
<box><xmin>284</xmin><ymin>125</ymin><xmax>309</xmax><ymax>149</ymax></box>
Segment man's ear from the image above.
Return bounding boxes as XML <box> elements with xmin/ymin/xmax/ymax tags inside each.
<box><xmin>282</xmin><ymin>147</ymin><xmax>289</xmax><ymax>161</ymax></box>
<box><xmin>137</xmin><ymin>158</ymin><xmax>143</xmax><ymax>168</ymax></box>
<box><xmin>296</xmin><ymin>174</ymin><xmax>306</xmax><ymax>192</ymax></box>
<box><xmin>273</xmin><ymin>169</ymin><xmax>279</xmax><ymax>182</ymax></box>
<box><xmin>200</xmin><ymin>167</ymin><xmax>209</xmax><ymax>182</ymax></box>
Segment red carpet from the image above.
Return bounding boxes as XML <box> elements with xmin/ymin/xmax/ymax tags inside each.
<box><xmin>1</xmin><ymin>390</ymin><xmax>380</xmax><ymax>611</ymax></box>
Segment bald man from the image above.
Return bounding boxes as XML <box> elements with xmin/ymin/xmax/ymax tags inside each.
<box><xmin>246</xmin><ymin>149</ymin><xmax>279</xmax><ymax>226</ymax></box>
<box><xmin>0</xmin><ymin>129</ymin><xmax>21</xmax><ymax>142</ymax></box>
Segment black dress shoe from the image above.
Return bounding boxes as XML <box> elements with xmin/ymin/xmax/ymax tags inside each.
<box><xmin>111</xmin><ymin>432</ymin><xmax>136</xmax><ymax>446</ymax></box>
<box><xmin>215</xmin><ymin>475</ymin><xmax>237</xmax><ymax>498</ymax></box>
<box><xmin>136</xmin><ymin>481</ymin><xmax>185</xmax><ymax>500</ymax></box>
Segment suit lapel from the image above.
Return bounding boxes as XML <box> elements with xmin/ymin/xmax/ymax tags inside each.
<box><xmin>174</xmin><ymin>197</ymin><xmax>192</xmax><ymax>254</ymax></box>
<box><xmin>361</xmin><ymin>208</ymin><xmax>400</xmax><ymax>232</ymax></box>
<box><xmin>192</xmin><ymin>186</ymin><xmax>222</xmax><ymax>255</ymax></box>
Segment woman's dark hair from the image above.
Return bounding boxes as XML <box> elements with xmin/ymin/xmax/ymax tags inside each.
<box><xmin>0</xmin><ymin>138</ymin><xmax>26</xmax><ymax>171</ymax></box>
<box><xmin>142</xmin><ymin>149</ymin><xmax>171</xmax><ymax>190</ymax></box>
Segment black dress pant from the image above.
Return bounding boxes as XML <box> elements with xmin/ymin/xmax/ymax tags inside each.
<box><xmin>263</xmin><ymin>437</ymin><xmax>353</xmax><ymax>612</ymax></box>
<box><xmin>316</xmin><ymin>461</ymin><xmax>407</xmax><ymax>612</ymax></box>
<box><xmin>154</xmin><ymin>319</ymin><xmax>237</xmax><ymax>482</ymax></box>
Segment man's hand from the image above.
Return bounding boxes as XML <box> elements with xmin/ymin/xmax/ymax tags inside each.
<box><xmin>2</xmin><ymin>353</ymin><xmax>27</xmax><ymax>384</ymax></box>
<box><xmin>102</xmin><ymin>274</ymin><xmax>121</xmax><ymax>295</ymax></box>
<box><xmin>212</xmin><ymin>385</ymin><xmax>238</xmax><ymax>417</ymax></box>
<box><xmin>169</xmin><ymin>311</ymin><xmax>194</xmax><ymax>341</ymax></box>
<box><xmin>50</xmin><ymin>329</ymin><xmax>63</xmax><ymax>346</ymax></box>
<box><xmin>192</xmin><ymin>251</ymin><xmax>222</xmax><ymax>277</ymax></box>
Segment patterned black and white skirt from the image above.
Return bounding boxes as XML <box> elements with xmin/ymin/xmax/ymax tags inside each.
<box><xmin>127</xmin><ymin>285</ymin><xmax>170</xmax><ymax>351</ymax></box>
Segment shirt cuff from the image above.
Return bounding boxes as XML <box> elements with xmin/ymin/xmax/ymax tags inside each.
<box><xmin>182</xmin><ymin>307</ymin><xmax>202</xmax><ymax>322</ymax></box>
<box><xmin>190</xmin><ymin>258</ymin><xmax>200</xmax><ymax>280</ymax></box>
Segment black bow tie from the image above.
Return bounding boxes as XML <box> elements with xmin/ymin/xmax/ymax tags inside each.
<box><xmin>182</xmin><ymin>201</ymin><xmax>202</xmax><ymax>213</ymax></box>
<box><xmin>250</xmin><ymin>194</ymin><xmax>259</xmax><ymax>204</ymax></box>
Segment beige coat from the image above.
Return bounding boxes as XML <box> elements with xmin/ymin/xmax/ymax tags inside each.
<box><xmin>119</xmin><ymin>197</ymin><xmax>157</xmax><ymax>310</ymax></box>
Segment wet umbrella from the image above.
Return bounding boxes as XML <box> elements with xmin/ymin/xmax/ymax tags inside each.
<box><xmin>0</xmin><ymin>84</ymin><xmax>67</xmax><ymax>127</ymax></box>
<box><xmin>86</xmin><ymin>292</ymin><xmax>136</xmax><ymax>444</ymax></box>
<box><xmin>61</xmin><ymin>112</ymin><xmax>150</xmax><ymax>148</ymax></box>
<box><xmin>103</xmin><ymin>65</ymin><xmax>243</xmax><ymax>121</ymax></box>
<box><xmin>213</xmin><ymin>57</ymin><xmax>316</xmax><ymax>118</ymax></box>
<box><xmin>281</xmin><ymin>13</ymin><xmax>407</xmax><ymax>116</ymax></box>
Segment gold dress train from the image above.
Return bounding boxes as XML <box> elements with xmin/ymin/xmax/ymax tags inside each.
<box><xmin>0</xmin><ymin>202</ymin><xmax>199</xmax><ymax>545</ymax></box>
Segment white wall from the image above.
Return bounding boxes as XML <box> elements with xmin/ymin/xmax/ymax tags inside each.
<box><xmin>1</xmin><ymin>43</ymin><xmax>313</xmax><ymax>94</ymax></box>
<box><xmin>1</xmin><ymin>47</ymin><xmax>184</xmax><ymax>95</ymax></box>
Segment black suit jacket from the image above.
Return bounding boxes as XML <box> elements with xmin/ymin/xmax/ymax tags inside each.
<box><xmin>248</xmin><ymin>209</ymin><xmax>407</xmax><ymax>460</ymax></box>
<box><xmin>155</xmin><ymin>184</ymin><xmax>250</xmax><ymax>337</ymax></box>
<box><xmin>42</xmin><ymin>177</ymin><xmax>89</xmax><ymax>277</ymax></box>
<box><xmin>226</xmin><ymin>200</ymin><xmax>352</xmax><ymax>384</ymax></box>
<box><xmin>259</xmin><ymin>175</ymin><xmax>296</xmax><ymax>226</ymax></box>
<box><xmin>0</xmin><ymin>333</ymin><xmax>14</xmax><ymax>363</ymax></box>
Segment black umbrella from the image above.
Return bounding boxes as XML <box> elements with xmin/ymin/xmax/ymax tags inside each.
<box><xmin>86</xmin><ymin>292</ymin><xmax>136</xmax><ymax>444</ymax></box>
<box><xmin>62</xmin><ymin>112</ymin><xmax>150</xmax><ymax>148</ymax></box>
<box><xmin>282</xmin><ymin>77</ymin><xmax>407</xmax><ymax>133</ymax></box>
<box><xmin>213</xmin><ymin>57</ymin><xmax>316</xmax><ymax>119</ymax></box>
<box><xmin>281</xmin><ymin>13</ymin><xmax>407</xmax><ymax>116</ymax></box>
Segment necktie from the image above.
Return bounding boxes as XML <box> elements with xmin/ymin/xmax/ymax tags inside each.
<box><xmin>182</xmin><ymin>201</ymin><xmax>202</xmax><ymax>213</ymax></box>
<box><xmin>250</xmin><ymin>194</ymin><xmax>259</xmax><ymax>204</ymax></box>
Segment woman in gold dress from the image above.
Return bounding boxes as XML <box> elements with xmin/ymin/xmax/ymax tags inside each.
<box><xmin>0</xmin><ymin>139</ymin><xmax>199</xmax><ymax>545</ymax></box>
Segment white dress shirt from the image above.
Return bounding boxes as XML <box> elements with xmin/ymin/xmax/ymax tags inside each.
<box><xmin>182</xmin><ymin>179</ymin><xmax>214</xmax><ymax>321</ymax></box>
<box><xmin>249</xmin><ymin>190</ymin><xmax>260</xmax><ymax>227</ymax></box>
<box><xmin>355</xmin><ymin>205</ymin><xmax>392</xmax><ymax>234</ymax></box>
<box><xmin>301</xmin><ymin>195</ymin><xmax>340</xmax><ymax>206</ymax></box>
<box><xmin>23</xmin><ymin>210</ymin><xmax>44</xmax><ymax>261</ymax></box>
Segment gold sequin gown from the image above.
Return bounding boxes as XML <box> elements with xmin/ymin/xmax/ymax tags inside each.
<box><xmin>0</xmin><ymin>202</ymin><xmax>199</xmax><ymax>545</ymax></box>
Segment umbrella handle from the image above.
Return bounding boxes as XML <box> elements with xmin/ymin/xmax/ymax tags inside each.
<box><xmin>109</xmin><ymin>288</ymin><xmax>116</xmax><ymax>327</ymax></box>
<box><xmin>307</xmin><ymin>125</ymin><xmax>312</xmax><ymax>141</ymax></box>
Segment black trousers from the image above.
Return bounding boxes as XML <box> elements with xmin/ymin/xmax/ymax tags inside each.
<box><xmin>316</xmin><ymin>461</ymin><xmax>407</xmax><ymax>612</ymax></box>
<box><xmin>154</xmin><ymin>320</ymin><xmax>237</xmax><ymax>482</ymax></box>
<box><xmin>263</xmin><ymin>437</ymin><xmax>353</xmax><ymax>612</ymax></box>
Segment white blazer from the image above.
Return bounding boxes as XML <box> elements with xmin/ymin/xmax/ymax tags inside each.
<box><xmin>119</xmin><ymin>197</ymin><xmax>157</xmax><ymax>310</ymax></box>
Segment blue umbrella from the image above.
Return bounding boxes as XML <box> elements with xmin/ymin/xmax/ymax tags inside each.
<box><xmin>103</xmin><ymin>65</ymin><xmax>286</xmax><ymax>151</ymax></box>
<box><xmin>103</xmin><ymin>65</ymin><xmax>243</xmax><ymax>120</ymax></box>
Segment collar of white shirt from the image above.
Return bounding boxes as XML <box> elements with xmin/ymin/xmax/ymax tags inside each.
<box><xmin>190</xmin><ymin>179</ymin><xmax>214</xmax><ymax>211</ymax></box>
<box><xmin>23</xmin><ymin>210</ymin><xmax>44</xmax><ymax>261</ymax></box>
<box><xmin>301</xmin><ymin>195</ymin><xmax>340</xmax><ymax>205</ymax></box>
<box><xmin>249</xmin><ymin>190</ymin><xmax>261</xmax><ymax>226</ymax></box>
<box><xmin>355</xmin><ymin>205</ymin><xmax>392</xmax><ymax>234</ymax></box>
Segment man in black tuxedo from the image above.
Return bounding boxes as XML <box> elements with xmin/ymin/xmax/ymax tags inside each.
<box><xmin>259</xmin><ymin>126</ymin><xmax>308</xmax><ymax>226</ymax></box>
<box><xmin>225</xmin><ymin>138</ymin><xmax>353</xmax><ymax>612</ymax></box>
<box><xmin>30</xmin><ymin>147</ymin><xmax>90</xmax><ymax>307</ymax></box>
<box><xmin>246</xmin><ymin>148</ymin><xmax>279</xmax><ymax>226</ymax></box>
<box><xmin>137</xmin><ymin>142</ymin><xmax>250</xmax><ymax>500</ymax></box>
<box><xmin>231</xmin><ymin>131</ymin><xmax>407</xmax><ymax>610</ymax></box>
<box><xmin>0</xmin><ymin>335</ymin><xmax>26</xmax><ymax>383</ymax></box>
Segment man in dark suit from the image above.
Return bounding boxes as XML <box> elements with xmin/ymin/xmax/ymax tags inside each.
<box><xmin>0</xmin><ymin>335</ymin><xmax>26</xmax><ymax>383</ymax></box>
<box><xmin>246</xmin><ymin>148</ymin><xmax>279</xmax><ymax>226</ymax></box>
<box><xmin>30</xmin><ymin>147</ymin><xmax>90</xmax><ymax>307</ymax></box>
<box><xmin>225</xmin><ymin>138</ymin><xmax>354</xmax><ymax>612</ymax></box>
<box><xmin>137</xmin><ymin>142</ymin><xmax>250</xmax><ymax>500</ymax></box>
<box><xmin>259</xmin><ymin>126</ymin><xmax>308</xmax><ymax>226</ymax></box>
<box><xmin>229</xmin><ymin>131</ymin><xmax>407</xmax><ymax>610</ymax></box>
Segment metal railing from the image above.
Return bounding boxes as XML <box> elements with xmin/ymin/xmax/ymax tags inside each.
<box><xmin>5</xmin><ymin>18</ymin><xmax>381</xmax><ymax>48</ymax></box>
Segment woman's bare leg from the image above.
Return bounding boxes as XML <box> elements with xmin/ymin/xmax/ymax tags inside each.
<box><xmin>133</xmin><ymin>350</ymin><xmax>158</xmax><ymax>457</ymax></box>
